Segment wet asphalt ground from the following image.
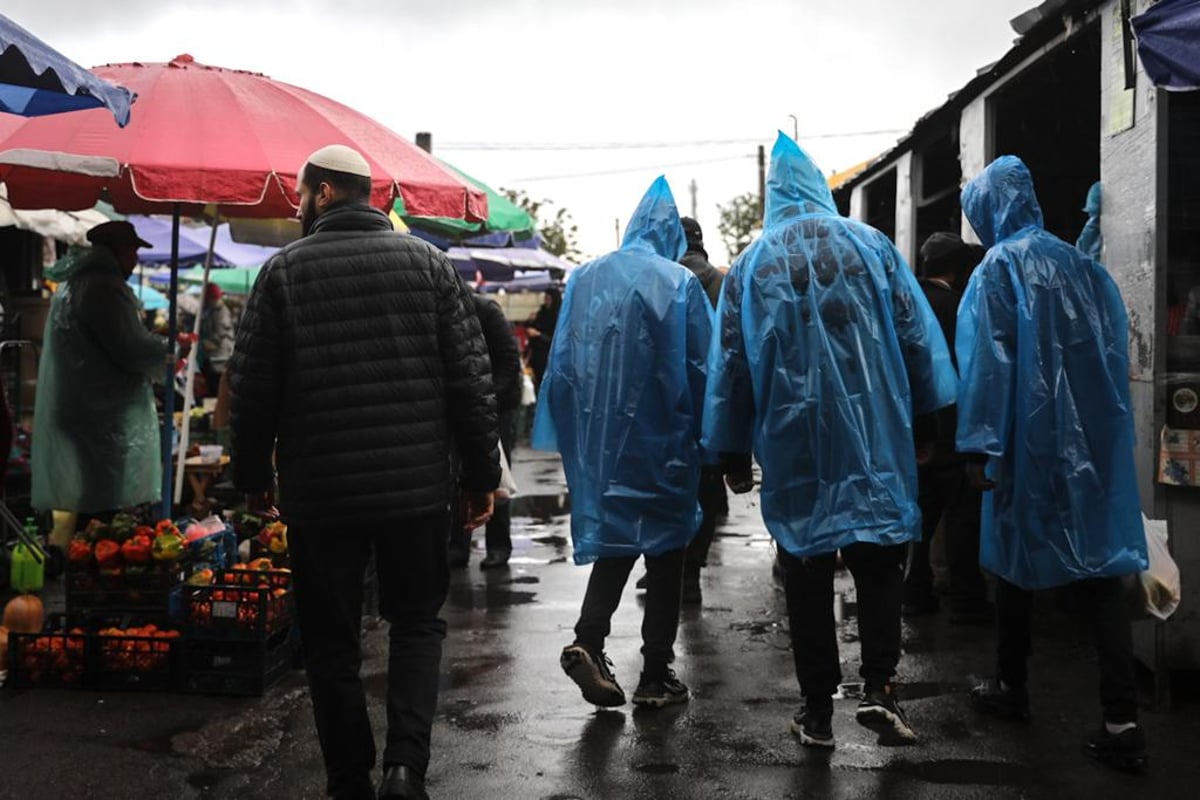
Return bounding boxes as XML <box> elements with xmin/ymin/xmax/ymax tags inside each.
<box><xmin>2</xmin><ymin>449</ymin><xmax>1198</xmax><ymax>799</ymax></box>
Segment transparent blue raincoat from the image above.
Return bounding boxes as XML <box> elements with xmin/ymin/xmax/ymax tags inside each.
<box><xmin>703</xmin><ymin>134</ymin><xmax>957</xmax><ymax>558</ymax></box>
<box><xmin>532</xmin><ymin>177</ymin><xmax>712</xmax><ymax>564</ymax></box>
<box><xmin>1075</xmin><ymin>182</ymin><xmax>1103</xmax><ymax>263</ymax></box>
<box><xmin>957</xmin><ymin>156</ymin><xmax>1147</xmax><ymax>590</ymax></box>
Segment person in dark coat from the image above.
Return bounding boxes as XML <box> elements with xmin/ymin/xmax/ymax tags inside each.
<box><xmin>229</xmin><ymin>144</ymin><xmax>500</xmax><ymax>800</ymax></box>
<box><xmin>903</xmin><ymin>233</ymin><xmax>990</xmax><ymax>623</ymax></box>
<box><xmin>525</xmin><ymin>287</ymin><xmax>561</xmax><ymax>394</ymax></box>
<box><xmin>449</xmin><ymin>293</ymin><xmax>522</xmax><ymax>569</ymax></box>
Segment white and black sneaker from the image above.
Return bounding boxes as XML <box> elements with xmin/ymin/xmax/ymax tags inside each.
<box><xmin>631</xmin><ymin>668</ymin><xmax>690</xmax><ymax>708</ymax></box>
<box><xmin>791</xmin><ymin>706</ymin><xmax>835</xmax><ymax>749</ymax></box>
<box><xmin>560</xmin><ymin>644</ymin><xmax>626</xmax><ymax>707</ymax></box>
<box><xmin>855</xmin><ymin>684</ymin><xmax>917</xmax><ymax>746</ymax></box>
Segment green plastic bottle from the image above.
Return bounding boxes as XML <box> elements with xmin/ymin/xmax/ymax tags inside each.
<box><xmin>11</xmin><ymin>518</ymin><xmax>45</xmax><ymax>593</ymax></box>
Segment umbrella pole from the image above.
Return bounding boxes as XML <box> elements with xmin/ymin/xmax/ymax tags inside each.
<box><xmin>173</xmin><ymin>211</ymin><xmax>220</xmax><ymax>506</ymax></box>
<box><xmin>162</xmin><ymin>204</ymin><xmax>181</xmax><ymax>520</ymax></box>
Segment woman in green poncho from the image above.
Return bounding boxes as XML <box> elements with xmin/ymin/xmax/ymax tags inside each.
<box><xmin>32</xmin><ymin>221</ymin><xmax>175</xmax><ymax>521</ymax></box>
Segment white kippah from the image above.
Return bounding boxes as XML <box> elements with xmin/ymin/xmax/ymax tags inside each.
<box><xmin>305</xmin><ymin>144</ymin><xmax>371</xmax><ymax>179</ymax></box>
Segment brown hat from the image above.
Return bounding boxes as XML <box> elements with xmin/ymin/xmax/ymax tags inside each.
<box><xmin>87</xmin><ymin>220</ymin><xmax>152</xmax><ymax>250</ymax></box>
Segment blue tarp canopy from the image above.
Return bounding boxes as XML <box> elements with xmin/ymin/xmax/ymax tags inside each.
<box><xmin>448</xmin><ymin>246</ymin><xmax>573</xmax><ymax>282</ymax></box>
<box><xmin>0</xmin><ymin>13</ymin><xmax>134</xmax><ymax>124</ymax></box>
<box><xmin>126</xmin><ymin>276</ymin><xmax>168</xmax><ymax>310</ymax></box>
<box><xmin>129</xmin><ymin>215</ymin><xmax>279</xmax><ymax>267</ymax></box>
<box><xmin>1132</xmin><ymin>0</ymin><xmax>1200</xmax><ymax>91</ymax></box>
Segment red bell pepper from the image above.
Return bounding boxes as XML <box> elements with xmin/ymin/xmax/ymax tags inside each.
<box><xmin>68</xmin><ymin>538</ymin><xmax>93</xmax><ymax>564</ymax></box>
<box><xmin>121</xmin><ymin>534</ymin><xmax>153</xmax><ymax>564</ymax></box>
<box><xmin>94</xmin><ymin>539</ymin><xmax>122</xmax><ymax>569</ymax></box>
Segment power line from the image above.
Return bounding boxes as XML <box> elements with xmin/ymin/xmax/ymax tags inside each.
<box><xmin>439</xmin><ymin>130</ymin><xmax>906</xmax><ymax>152</ymax></box>
<box><xmin>511</xmin><ymin>154</ymin><xmax>756</xmax><ymax>183</ymax></box>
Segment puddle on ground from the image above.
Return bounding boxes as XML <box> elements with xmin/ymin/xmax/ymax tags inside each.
<box><xmin>890</xmin><ymin>759</ymin><xmax>1039</xmax><ymax>787</ymax></box>
<box><xmin>510</xmin><ymin>493</ymin><xmax>571</xmax><ymax>521</ymax></box>
<box><xmin>441</xmin><ymin>653</ymin><xmax>513</xmax><ymax>690</ymax></box>
<box><xmin>532</xmin><ymin>534</ymin><xmax>570</xmax><ymax>547</ymax></box>
<box><xmin>507</xmin><ymin>575</ymin><xmax>540</xmax><ymax>584</ymax></box>
<box><xmin>445</xmin><ymin>710</ymin><xmax>521</xmax><ymax>733</ymax></box>
<box><xmin>633</xmin><ymin>762</ymin><xmax>681</xmax><ymax>775</ymax></box>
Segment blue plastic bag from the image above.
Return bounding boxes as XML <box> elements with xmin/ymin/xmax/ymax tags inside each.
<box><xmin>957</xmin><ymin>156</ymin><xmax>1147</xmax><ymax>590</ymax></box>
<box><xmin>532</xmin><ymin>177</ymin><xmax>712</xmax><ymax>564</ymax></box>
<box><xmin>703</xmin><ymin>133</ymin><xmax>956</xmax><ymax>558</ymax></box>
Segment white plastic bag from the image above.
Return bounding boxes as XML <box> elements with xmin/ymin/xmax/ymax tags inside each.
<box><xmin>520</xmin><ymin>372</ymin><xmax>536</xmax><ymax>407</ymax></box>
<box><xmin>496</xmin><ymin>446</ymin><xmax>519</xmax><ymax>502</ymax></box>
<box><xmin>1140</xmin><ymin>514</ymin><xmax>1181</xmax><ymax>621</ymax></box>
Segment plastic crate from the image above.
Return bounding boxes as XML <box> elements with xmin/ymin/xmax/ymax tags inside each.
<box><xmin>93</xmin><ymin>626</ymin><xmax>182</xmax><ymax>692</ymax></box>
<box><xmin>66</xmin><ymin>561</ymin><xmax>187</xmax><ymax>621</ymax></box>
<box><xmin>181</xmin><ymin>626</ymin><xmax>299</xmax><ymax>696</ymax></box>
<box><xmin>7</xmin><ymin>629</ymin><xmax>90</xmax><ymax>689</ymax></box>
<box><xmin>185</xmin><ymin>570</ymin><xmax>293</xmax><ymax>641</ymax></box>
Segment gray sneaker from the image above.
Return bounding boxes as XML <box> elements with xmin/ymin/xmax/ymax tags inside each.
<box><xmin>560</xmin><ymin>644</ymin><xmax>626</xmax><ymax>707</ymax></box>
<box><xmin>855</xmin><ymin>684</ymin><xmax>917</xmax><ymax>745</ymax></box>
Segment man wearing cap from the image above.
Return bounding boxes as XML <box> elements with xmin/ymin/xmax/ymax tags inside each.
<box><xmin>32</xmin><ymin>221</ymin><xmax>178</xmax><ymax>524</ymax></box>
<box><xmin>229</xmin><ymin>144</ymin><xmax>500</xmax><ymax>800</ymax></box>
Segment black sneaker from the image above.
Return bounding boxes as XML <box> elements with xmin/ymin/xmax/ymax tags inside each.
<box><xmin>479</xmin><ymin>550</ymin><xmax>510</xmax><ymax>570</ymax></box>
<box><xmin>631</xmin><ymin>668</ymin><xmax>690</xmax><ymax>708</ymax></box>
<box><xmin>790</xmin><ymin>706</ymin><xmax>834</xmax><ymax>749</ymax></box>
<box><xmin>560</xmin><ymin>644</ymin><xmax>626</xmax><ymax>707</ymax></box>
<box><xmin>1084</xmin><ymin>724</ymin><xmax>1148</xmax><ymax>773</ymax></box>
<box><xmin>855</xmin><ymin>684</ymin><xmax>917</xmax><ymax>745</ymax></box>
<box><xmin>971</xmin><ymin>679</ymin><xmax>1031</xmax><ymax>723</ymax></box>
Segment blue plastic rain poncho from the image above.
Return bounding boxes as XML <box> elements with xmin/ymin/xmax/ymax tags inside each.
<box><xmin>33</xmin><ymin>245</ymin><xmax>167</xmax><ymax>513</ymax></box>
<box><xmin>957</xmin><ymin>156</ymin><xmax>1147</xmax><ymax>590</ymax></box>
<box><xmin>532</xmin><ymin>177</ymin><xmax>712</xmax><ymax>564</ymax></box>
<box><xmin>703</xmin><ymin>134</ymin><xmax>957</xmax><ymax>558</ymax></box>
<box><xmin>1075</xmin><ymin>181</ymin><xmax>1103</xmax><ymax>263</ymax></box>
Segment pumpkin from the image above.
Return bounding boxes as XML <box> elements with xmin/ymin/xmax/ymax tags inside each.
<box><xmin>0</xmin><ymin>625</ymin><xmax>8</xmax><ymax>669</ymax></box>
<box><xmin>2</xmin><ymin>594</ymin><xmax>45</xmax><ymax>634</ymax></box>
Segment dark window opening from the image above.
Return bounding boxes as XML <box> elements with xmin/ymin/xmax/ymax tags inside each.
<box><xmin>1166</xmin><ymin>90</ymin><xmax>1200</xmax><ymax>375</ymax></box>
<box><xmin>991</xmin><ymin>22</ymin><xmax>1102</xmax><ymax>244</ymax></box>
<box><xmin>916</xmin><ymin>128</ymin><xmax>964</xmax><ymax>258</ymax></box>
<box><xmin>864</xmin><ymin>168</ymin><xmax>898</xmax><ymax>244</ymax></box>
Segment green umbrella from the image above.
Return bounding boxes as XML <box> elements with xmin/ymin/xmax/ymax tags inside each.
<box><xmin>396</xmin><ymin>162</ymin><xmax>534</xmax><ymax>240</ymax></box>
<box><xmin>180</xmin><ymin>264</ymin><xmax>262</xmax><ymax>294</ymax></box>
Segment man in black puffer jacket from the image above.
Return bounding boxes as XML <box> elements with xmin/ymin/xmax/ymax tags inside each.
<box><xmin>229</xmin><ymin>144</ymin><xmax>499</xmax><ymax>800</ymax></box>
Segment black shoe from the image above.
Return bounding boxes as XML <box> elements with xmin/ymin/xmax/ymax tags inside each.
<box><xmin>971</xmin><ymin>679</ymin><xmax>1031</xmax><ymax>723</ymax></box>
<box><xmin>631</xmin><ymin>668</ymin><xmax>689</xmax><ymax>708</ymax></box>
<box><xmin>378</xmin><ymin>764</ymin><xmax>429</xmax><ymax>800</ymax></box>
<box><xmin>635</xmin><ymin>573</ymin><xmax>648</xmax><ymax>590</ymax></box>
<box><xmin>681</xmin><ymin>576</ymin><xmax>702</xmax><ymax>606</ymax></box>
<box><xmin>901</xmin><ymin>593</ymin><xmax>940</xmax><ymax>617</ymax></box>
<box><xmin>1084</xmin><ymin>724</ymin><xmax>1148</xmax><ymax>773</ymax></box>
<box><xmin>480</xmin><ymin>550</ymin><xmax>510</xmax><ymax>570</ymax></box>
<box><xmin>791</xmin><ymin>705</ymin><xmax>834</xmax><ymax>749</ymax></box>
<box><xmin>560</xmin><ymin>644</ymin><xmax>626</xmax><ymax>707</ymax></box>
<box><xmin>855</xmin><ymin>684</ymin><xmax>917</xmax><ymax>745</ymax></box>
<box><xmin>447</xmin><ymin>547</ymin><xmax>469</xmax><ymax>569</ymax></box>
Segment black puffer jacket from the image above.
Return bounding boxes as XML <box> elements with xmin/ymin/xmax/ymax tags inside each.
<box><xmin>229</xmin><ymin>202</ymin><xmax>500</xmax><ymax>530</ymax></box>
<box><xmin>473</xmin><ymin>295</ymin><xmax>522</xmax><ymax>413</ymax></box>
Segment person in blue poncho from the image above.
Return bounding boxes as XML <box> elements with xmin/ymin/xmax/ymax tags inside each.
<box><xmin>956</xmin><ymin>156</ymin><xmax>1148</xmax><ymax>772</ymax></box>
<box><xmin>704</xmin><ymin>134</ymin><xmax>957</xmax><ymax>749</ymax></box>
<box><xmin>532</xmin><ymin>177</ymin><xmax>712</xmax><ymax>710</ymax></box>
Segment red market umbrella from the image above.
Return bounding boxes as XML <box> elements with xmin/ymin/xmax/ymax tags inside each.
<box><xmin>0</xmin><ymin>54</ymin><xmax>488</xmax><ymax>220</ymax></box>
<box><xmin>0</xmin><ymin>54</ymin><xmax>488</xmax><ymax>517</ymax></box>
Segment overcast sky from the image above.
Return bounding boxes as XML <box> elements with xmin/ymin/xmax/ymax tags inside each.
<box><xmin>7</xmin><ymin>0</ymin><xmax>1036</xmax><ymax>262</ymax></box>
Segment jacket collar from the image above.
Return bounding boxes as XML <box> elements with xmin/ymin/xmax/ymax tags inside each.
<box><xmin>309</xmin><ymin>202</ymin><xmax>394</xmax><ymax>236</ymax></box>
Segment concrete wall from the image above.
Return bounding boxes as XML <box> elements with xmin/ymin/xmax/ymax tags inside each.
<box><xmin>894</xmin><ymin>152</ymin><xmax>917</xmax><ymax>267</ymax></box>
<box><xmin>1098</xmin><ymin>0</ymin><xmax>1165</xmax><ymax>514</ymax></box>
<box><xmin>958</xmin><ymin>96</ymin><xmax>990</xmax><ymax>245</ymax></box>
<box><xmin>849</xmin><ymin>183</ymin><xmax>866</xmax><ymax>225</ymax></box>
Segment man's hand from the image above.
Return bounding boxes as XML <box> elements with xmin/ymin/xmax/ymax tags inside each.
<box><xmin>245</xmin><ymin>490</ymin><xmax>280</xmax><ymax>520</ymax></box>
<box><xmin>965</xmin><ymin>463</ymin><xmax>996</xmax><ymax>491</ymax></box>
<box><xmin>462</xmin><ymin>491</ymin><xmax>495</xmax><ymax>531</ymax></box>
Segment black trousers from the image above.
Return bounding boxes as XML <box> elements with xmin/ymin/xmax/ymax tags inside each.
<box><xmin>907</xmin><ymin>463</ymin><xmax>986</xmax><ymax>607</ymax></box>
<box><xmin>995</xmin><ymin>576</ymin><xmax>1138</xmax><ymax>724</ymax></box>
<box><xmin>290</xmin><ymin>511</ymin><xmax>450</xmax><ymax>800</ymax></box>
<box><xmin>782</xmin><ymin>543</ymin><xmax>906</xmax><ymax>709</ymax></box>
<box><xmin>574</xmin><ymin>547</ymin><xmax>686</xmax><ymax>676</ymax></box>
<box><xmin>684</xmin><ymin>466</ymin><xmax>727</xmax><ymax>575</ymax></box>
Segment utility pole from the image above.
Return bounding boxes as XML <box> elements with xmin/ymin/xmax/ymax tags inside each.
<box><xmin>689</xmin><ymin>179</ymin><xmax>698</xmax><ymax>219</ymax></box>
<box><xmin>757</xmin><ymin>145</ymin><xmax>766</xmax><ymax>223</ymax></box>
<box><xmin>788</xmin><ymin>114</ymin><xmax>799</xmax><ymax>141</ymax></box>
<box><xmin>416</xmin><ymin>131</ymin><xmax>433</xmax><ymax>153</ymax></box>
<box><xmin>615</xmin><ymin>218</ymin><xmax>621</xmax><ymax>248</ymax></box>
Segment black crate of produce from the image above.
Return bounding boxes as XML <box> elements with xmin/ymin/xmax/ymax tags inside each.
<box><xmin>93</xmin><ymin>625</ymin><xmax>182</xmax><ymax>692</ymax></box>
<box><xmin>7</xmin><ymin>629</ymin><xmax>91</xmax><ymax>689</ymax></box>
<box><xmin>181</xmin><ymin>626</ymin><xmax>299</xmax><ymax>696</ymax></box>
<box><xmin>185</xmin><ymin>569</ymin><xmax>293</xmax><ymax>641</ymax></box>
<box><xmin>66</xmin><ymin>561</ymin><xmax>187</xmax><ymax>620</ymax></box>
